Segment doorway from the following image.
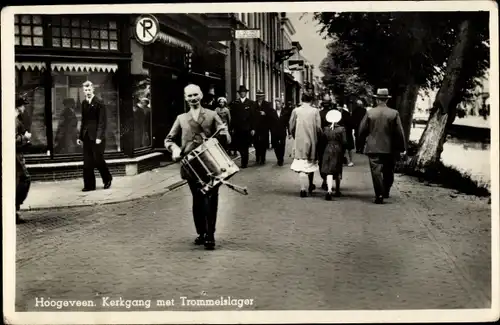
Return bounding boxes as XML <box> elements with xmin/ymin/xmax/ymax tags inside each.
<box><xmin>151</xmin><ymin>69</ymin><xmax>185</xmax><ymax>150</ymax></box>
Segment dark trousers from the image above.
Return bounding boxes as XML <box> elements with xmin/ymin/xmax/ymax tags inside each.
<box><xmin>254</xmin><ymin>131</ymin><xmax>269</xmax><ymax>163</ymax></box>
<box><xmin>271</xmin><ymin>135</ymin><xmax>286</xmax><ymax>163</ymax></box>
<box><xmin>83</xmin><ymin>134</ymin><xmax>112</xmax><ymax>189</ymax></box>
<box><xmin>187</xmin><ymin>181</ymin><xmax>219</xmax><ymax>236</ymax></box>
<box><xmin>16</xmin><ymin>158</ymin><xmax>31</xmax><ymax>211</ymax></box>
<box><xmin>354</xmin><ymin>129</ymin><xmax>363</xmax><ymax>153</ymax></box>
<box><xmin>234</xmin><ymin>131</ymin><xmax>251</xmax><ymax>167</ymax></box>
<box><xmin>367</xmin><ymin>154</ymin><xmax>396</xmax><ymax>197</ymax></box>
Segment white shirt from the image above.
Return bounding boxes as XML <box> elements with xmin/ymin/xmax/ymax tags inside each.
<box><xmin>86</xmin><ymin>95</ymin><xmax>95</xmax><ymax>104</ymax></box>
<box><xmin>240</xmin><ymin>97</ymin><xmax>247</xmax><ymax>103</ymax></box>
<box><xmin>276</xmin><ymin>109</ymin><xmax>282</xmax><ymax>118</ymax></box>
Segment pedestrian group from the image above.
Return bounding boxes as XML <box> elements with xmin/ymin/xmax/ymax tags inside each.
<box><xmin>16</xmin><ymin>81</ymin><xmax>406</xmax><ymax>251</ymax></box>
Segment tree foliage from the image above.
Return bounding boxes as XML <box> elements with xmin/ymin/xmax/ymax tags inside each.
<box><xmin>313</xmin><ymin>11</ymin><xmax>489</xmax><ymax>107</ymax></box>
<box><xmin>319</xmin><ymin>41</ymin><xmax>373</xmax><ymax>104</ymax></box>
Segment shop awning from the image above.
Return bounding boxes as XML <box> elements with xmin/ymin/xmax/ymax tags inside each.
<box><xmin>15</xmin><ymin>62</ymin><xmax>46</xmax><ymax>71</ymax></box>
<box><xmin>50</xmin><ymin>63</ymin><xmax>118</xmax><ymax>73</ymax></box>
<box><xmin>157</xmin><ymin>31</ymin><xmax>193</xmax><ymax>52</ymax></box>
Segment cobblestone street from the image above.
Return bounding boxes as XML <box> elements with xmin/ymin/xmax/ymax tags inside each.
<box><xmin>15</xmin><ymin>147</ymin><xmax>491</xmax><ymax>311</ymax></box>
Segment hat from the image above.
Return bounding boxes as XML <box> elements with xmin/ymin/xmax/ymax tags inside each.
<box><xmin>256</xmin><ymin>89</ymin><xmax>265</xmax><ymax>96</ymax></box>
<box><xmin>373</xmin><ymin>88</ymin><xmax>392</xmax><ymax>98</ymax></box>
<box><xmin>217</xmin><ymin>97</ymin><xmax>227</xmax><ymax>103</ymax></box>
<box><xmin>238</xmin><ymin>85</ymin><xmax>249</xmax><ymax>92</ymax></box>
<box><xmin>16</xmin><ymin>97</ymin><xmax>28</xmax><ymax>107</ymax></box>
<box><xmin>326</xmin><ymin>110</ymin><xmax>342</xmax><ymax>124</ymax></box>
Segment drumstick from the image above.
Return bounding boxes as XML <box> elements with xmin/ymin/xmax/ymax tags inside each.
<box><xmin>220</xmin><ymin>179</ymin><xmax>248</xmax><ymax>195</ymax></box>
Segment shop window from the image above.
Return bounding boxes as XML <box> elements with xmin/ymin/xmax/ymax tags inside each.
<box><xmin>15</xmin><ymin>65</ymin><xmax>48</xmax><ymax>154</ymax></box>
<box><xmin>50</xmin><ymin>16</ymin><xmax>119</xmax><ymax>51</ymax></box>
<box><xmin>51</xmin><ymin>64</ymin><xmax>120</xmax><ymax>154</ymax></box>
<box><xmin>14</xmin><ymin>15</ymin><xmax>44</xmax><ymax>47</ymax></box>
<box><xmin>132</xmin><ymin>73</ymin><xmax>152</xmax><ymax>149</ymax></box>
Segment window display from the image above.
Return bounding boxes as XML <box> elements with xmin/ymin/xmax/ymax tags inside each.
<box><xmin>51</xmin><ymin>65</ymin><xmax>120</xmax><ymax>154</ymax></box>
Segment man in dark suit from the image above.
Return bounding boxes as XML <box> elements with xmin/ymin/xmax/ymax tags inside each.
<box><xmin>229</xmin><ymin>85</ymin><xmax>255</xmax><ymax>168</ymax></box>
<box><xmin>77</xmin><ymin>81</ymin><xmax>112</xmax><ymax>192</ymax></box>
<box><xmin>358</xmin><ymin>88</ymin><xmax>406</xmax><ymax>204</ymax></box>
<box><xmin>252</xmin><ymin>90</ymin><xmax>273</xmax><ymax>165</ymax></box>
<box><xmin>269</xmin><ymin>99</ymin><xmax>289</xmax><ymax>166</ymax></box>
<box><xmin>352</xmin><ymin>99</ymin><xmax>368</xmax><ymax>153</ymax></box>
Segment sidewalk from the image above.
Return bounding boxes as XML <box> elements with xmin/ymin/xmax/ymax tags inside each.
<box><xmin>21</xmin><ymin>149</ymin><xmax>253</xmax><ymax>211</ymax></box>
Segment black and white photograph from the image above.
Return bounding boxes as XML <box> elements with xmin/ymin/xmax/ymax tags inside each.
<box><xmin>2</xmin><ymin>1</ymin><xmax>499</xmax><ymax>324</ymax></box>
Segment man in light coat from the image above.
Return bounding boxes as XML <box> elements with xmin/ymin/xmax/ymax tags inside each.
<box><xmin>358</xmin><ymin>88</ymin><xmax>406</xmax><ymax>204</ymax></box>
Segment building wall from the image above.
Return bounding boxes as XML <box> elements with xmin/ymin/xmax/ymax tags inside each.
<box><xmin>230</xmin><ymin>12</ymin><xmax>282</xmax><ymax>105</ymax></box>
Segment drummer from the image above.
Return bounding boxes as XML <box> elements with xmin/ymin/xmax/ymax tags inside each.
<box><xmin>164</xmin><ymin>84</ymin><xmax>231</xmax><ymax>250</ymax></box>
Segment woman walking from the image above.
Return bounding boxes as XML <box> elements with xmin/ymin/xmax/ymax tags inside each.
<box><xmin>321</xmin><ymin>110</ymin><xmax>347</xmax><ymax>200</ymax></box>
<box><xmin>289</xmin><ymin>92</ymin><xmax>322</xmax><ymax>197</ymax></box>
<box><xmin>215</xmin><ymin>97</ymin><xmax>232</xmax><ymax>152</ymax></box>
<box><xmin>339</xmin><ymin>104</ymin><xmax>355</xmax><ymax>166</ymax></box>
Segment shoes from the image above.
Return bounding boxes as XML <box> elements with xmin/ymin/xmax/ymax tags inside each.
<box><xmin>204</xmin><ymin>234</ymin><xmax>215</xmax><ymax>250</ymax></box>
<box><xmin>334</xmin><ymin>191</ymin><xmax>342</xmax><ymax>197</ymax></box>
<box><xmin>308</xmin><ymin>184</ymin><xmax>316</xmax><ymax>194</ymax></box>
<box><xmin>383</xmin><ymin>193</ymin><xmax>390</xmax><ymax>199</ymax></box>
<box><xmin>104</xmin><ymin>179</ymin><xmax>112</xmax><ymax>189</ymax></box>
<box><xmin>325</xmin><ymin>192</ymin><xmax>333</xmax><ymax>201</ymax></box>
<box><xmin>82</xmin><ymin>188</ymin><xmax>96</xmax><ymax>192</ymax></box>
<box><xmin>348</xmin><ymin>162</ymin><xmax>354</xmax><ymax>167</ymax></box>
<box><xmin>277</xmin><ymin>161</ymin><xmax>283</xmax><ymax>166</ymax></box>
<box><xmin>300</xmin><ymin>190</ymin><xmax>307</xmax><ymax>198</ymax></box>
<box><xmin>321</xmin><ymin>181</ymin><xmax>328</xmax><ymax>191</ymax></box>
<box><xmin>374</xmin><ymin>196</ymin><xmax>384</xmax><ymax>204</ymax></box>
<box><xmin>194</xmin><ymin>234</ymin><xmax>205</xmax><ymax>245</ymax></box>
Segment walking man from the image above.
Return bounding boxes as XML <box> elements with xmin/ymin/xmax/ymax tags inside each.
<box><xmin>358</xmin><ymin>88</ymin><xmax>406</xmax><ymax>204</ymax></box>
<box><xmin>15</xmin><ymin>97</ymin><xmax>32</xmax><ymax>224</ymax></box>
<box><xmin>253</xmin><ymin>90</ymin><xmax>272</xmax><ymax>165</ymax></box>
<box><xmin>270</xmin><ymin>99</ymin><xmax>289</xmax><ymax>166</ymax></box>
<box><xmin>77</xmin><ymin>80</ymin><xmax>112</xmax><ymax>192</ymax></box>
<box><xmin>164</xmin><ymin>84</ymin><xmax>231</xmax><ymax>250</ymax></box>
<box><xmin>229</xmin><ymin>85</ymin><xmax>255</xmax><ymax>168</ymax></box>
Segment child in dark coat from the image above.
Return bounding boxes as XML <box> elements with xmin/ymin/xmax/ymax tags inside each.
<box><xmin>320</xmin><ymin>110</ymin><xmax>347</xmax><ymax>200</ymax></box>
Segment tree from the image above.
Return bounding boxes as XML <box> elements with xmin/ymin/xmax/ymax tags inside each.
<box><xmin>319</xmin><ymin>40</ymin><xmax>373</xmax><ymax>105</ymax></box>
<box><xmin>410</xmin><ymin>15</ymin><xmax>489</xmax><ymax>170</ymax></box>
<box><xmin>313</xmin><ymin>11</ymin><xmax>489</xmax><ymax>168</ymax></box>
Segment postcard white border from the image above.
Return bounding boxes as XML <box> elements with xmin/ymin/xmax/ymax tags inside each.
<box><xmin>2</xmin><ymin>1</ymin><xmax>499</xmax><ymax>324</ymax></box>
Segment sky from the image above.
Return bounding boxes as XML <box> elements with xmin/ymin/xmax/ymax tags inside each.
<box><xmin>287</xmin><ymin>12</ymin><xmax>330</xmax><ymax>77</ymax></box>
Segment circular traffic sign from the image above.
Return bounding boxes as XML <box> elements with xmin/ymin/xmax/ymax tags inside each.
<box><xmin>134</xmin><ymin>14</ymin><xmax>159</xmax><ymax>45</ymax></box>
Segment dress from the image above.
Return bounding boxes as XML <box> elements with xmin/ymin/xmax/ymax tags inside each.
<box><xmin>320</xmin><ymin>125</ymin><xmax>347</xmax><ymax>177</ymax></box>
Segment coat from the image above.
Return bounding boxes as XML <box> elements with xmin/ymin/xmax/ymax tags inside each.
<box><xmin>358</xmin><ymin>103</ymin><xmax>406</xmax><ymax>154</ymax></box>
<box><xmin>289</xmin><ymin>103</ymin><xmax>322</xmax><ymax>161</ymax></box>
<box><xmin>320</xmin><ymin>124</ymin><xmax>347</xmax><ymax>176</ymax></box>
<box><xmin>164</xmin><ymin>106</ymin><xmax>226</xmax><ymax>155</ymax></box>
<box><xmin>79</xmin><ymin>97</ymin><xmax>107</xmax><ymax>141</ymax></box>
<box><xmin>229</xmin><ymin>98</ymin><xmax>255</xmax><ymax>147</ymax></box>
<box><xmin>269</xmin><ymin>108</ymin><xmax>289</xmax><ymax>140</ymax></box>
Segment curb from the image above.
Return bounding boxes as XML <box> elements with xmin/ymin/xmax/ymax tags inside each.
<box><xmin>22</xmin><ymin>148</ymin><xmax>256</xmax><ymax>212</ymax></box>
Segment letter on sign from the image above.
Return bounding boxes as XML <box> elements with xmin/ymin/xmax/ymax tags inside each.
<box><xmin>134</xmin><ymin>14</ymin><xmax>159</xmax><ymax>45</ymax></box>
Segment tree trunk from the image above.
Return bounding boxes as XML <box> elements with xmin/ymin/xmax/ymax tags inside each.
<box><xmin>410</xmin><ymin>19</ymin><xmax>474</xmax><ymax>171</ymax></box>
<box><xmin>395</xmin><ymin>82</ymin><xmax>420</xmax><ymax>144</ymax></box>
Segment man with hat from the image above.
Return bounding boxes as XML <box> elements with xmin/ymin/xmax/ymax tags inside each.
<box><xmin>252</xmin><ymin>89</ymin><xmax>273</xmax><ymax>165</ymax></box>
<box><xmin>15</xmin><ymin>97</ymin><xmax>32</xmax><ymax>224</ymax></box>
<box><xmin>358</xmin><ymin>88</ymin><xmax>406</xmax><ymax>204</ymax></box>
<box><xmin>229</xmin><ymin>85</ymin><xmax>255</xmax><ymax>168</ymax></box>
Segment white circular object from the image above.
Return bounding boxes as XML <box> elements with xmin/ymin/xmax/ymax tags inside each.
<box><xmin>135</xmin><ymin>15</ymin><xmax>159</xmax><ymax>45</ymax></box>
<box><xmin>326</xmin><ymin>110</ymin><xmax>342</xmax><ymax>124</ymax></box>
